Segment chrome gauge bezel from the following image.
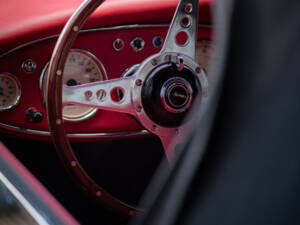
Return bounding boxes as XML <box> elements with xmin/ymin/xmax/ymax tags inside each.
<box><xmin>0</xmin><ymin>72</ymin><xmax>21</xmax><ymax>111</ymax></box>
<box><xmin>39</xmin><ymin>49</ymin><xmax>107</xmax><ymax>121</ymax></box>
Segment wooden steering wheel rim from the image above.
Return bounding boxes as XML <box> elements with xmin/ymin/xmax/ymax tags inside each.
<box><xmin>46</xmin><ymin>0</ymin><xmax>140</xmax><ymax>217</ymax></box>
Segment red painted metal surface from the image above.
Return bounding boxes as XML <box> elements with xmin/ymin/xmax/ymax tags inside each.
<box><xmin>0</xmin><ymin>0</ymin><xmax>212</xmax><ymax>54</ymax></box>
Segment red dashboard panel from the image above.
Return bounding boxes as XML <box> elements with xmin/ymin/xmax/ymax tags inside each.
<box><xmin>0</xmin><ymin>25</ymin><xmax>212</xmax><ymax>141</ymax></box>
<box><xmin>0</xmin><ymin>0</ymin><xmax>212</xmax><ymax>54</ymax></box>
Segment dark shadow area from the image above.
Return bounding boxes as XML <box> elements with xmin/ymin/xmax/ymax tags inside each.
<box><xmin>1</xmin><ymin>136</ymin><xmax>164</xmax><ymax>225</ymax></box>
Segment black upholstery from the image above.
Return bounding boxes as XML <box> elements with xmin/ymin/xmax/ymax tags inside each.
<box><xmin>133</xmin><ymin>0</ymin><xmax>300</xmax><ymax>224</ymax></box>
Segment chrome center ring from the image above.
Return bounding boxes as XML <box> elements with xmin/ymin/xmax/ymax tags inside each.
<box><xmin>161</xmin><ymin>77</ymin><xmax>193</xmax><ymax>114</ymax></box>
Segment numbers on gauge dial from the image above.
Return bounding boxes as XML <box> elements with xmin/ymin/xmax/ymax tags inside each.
<box><xmin>0</xmin><ymin>73</ymin><xmax>21</xmax><ymax>110</ymax></box>
<box><xmin>41</xmin><ymin>49</ymin><xmax>106</xmax><ymax>121</ymax></box>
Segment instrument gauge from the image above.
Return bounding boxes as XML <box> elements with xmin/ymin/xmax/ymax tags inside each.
<box><xmin>40</xmin><ymin>49</ymin><xmax>107</xmax><ymax>121</ymax></box>
<box><xmin>196</xmin><ymin>40</ymin><xmax>215</xmax><ymax>77</ymax></box>
<box><xmin>0</xmin><ymin>73</ymin><xmax>21</xmax><ymax>111</ymax></box>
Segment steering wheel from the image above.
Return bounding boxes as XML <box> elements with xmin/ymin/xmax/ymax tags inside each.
<box><xmin>46</xmin><ymin>0</ymin><xmax>208</xmax><ymax>216</ymax></box>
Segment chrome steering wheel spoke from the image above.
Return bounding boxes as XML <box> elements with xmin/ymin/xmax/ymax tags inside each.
<box><xmin>160</xmin><ymin>0</ymin><xmax>199</xmax><ymax>60</ymax></box>
<box><xmin>62</xmin><ymin>0</ymin><xmax>202</xmax><ymax>162</ymax></box>
<box><xmin>155</xmin><ymin>121</ymin><xmax>192</xmax><ymax>162</ymax></box>
<box><xmin>62</xmin><ymin>76</ymin><xmax>136</xmax><ymax>115</ymax></box>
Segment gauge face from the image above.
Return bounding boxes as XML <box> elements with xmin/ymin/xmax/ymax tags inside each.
<box><xmin>41</xmin><ymin>49</ymin><xmax>106</xmax><ymax>121</ymax></box>
<box><xmin>196</xmin><ymin>40</ymin><xmax>215</xmax><ymax>77</ymax></box>
<box><xmin>0</xmin><ymin>73</ymin><xmax>21</xmax><ymax>111</ymax></box>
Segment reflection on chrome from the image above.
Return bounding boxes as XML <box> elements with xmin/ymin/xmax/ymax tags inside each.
<box><xmin>0</xmin><ymin>172</ymin><xmax>47</xmax><ymax>225</ymax></box>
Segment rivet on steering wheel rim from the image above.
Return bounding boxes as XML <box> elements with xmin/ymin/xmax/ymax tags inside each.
<box><xmin>73</xmin><ymin>26</ymin><xmax>79</xmax><ymax>32</ymax></box>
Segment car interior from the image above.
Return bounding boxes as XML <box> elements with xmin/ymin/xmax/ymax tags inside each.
<box><xmin>0</xmin><ymin>0</ymin><xmax>213</xmax><ymax>224</ymax></box>
<box><xmin>1</xmin><ymin>0</ymin><xmax>300</xmax><ymax>224</ymax></box>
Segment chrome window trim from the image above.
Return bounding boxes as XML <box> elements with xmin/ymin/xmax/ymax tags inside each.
<box><xmin>0</xmin><ymin>172</ymin><xmax>49</xmax><ymax>225</ymax></box>
<box><xmin>0</xmin><ymin>122</ymin><xmax>150</xmax><ymax>138</ymax></box>
<box><xmin>0</xmin><ymin>24</ymin><xmax>212</xmax><ymax>58</ymax></box>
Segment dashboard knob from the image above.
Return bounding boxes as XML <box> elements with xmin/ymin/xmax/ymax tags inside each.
<box><xmin>22</xmin><ymin>59</ymin><xmax>37</xmax><ymax>73</ymax></box>
<box><xmin>26</xmin><ymin>107</ymin><xmax>44</xmax><ymax>123</ymax></box>
<box><xmin>130</xmin><ymin>37</ymin><xmax>145</xmax><ymax>52</ymax></box>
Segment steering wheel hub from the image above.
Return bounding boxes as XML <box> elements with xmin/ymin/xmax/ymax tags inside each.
<box><xmin>140</xmin><ymin>60</ymin><xmax>201</xmax><ymax>127</ymax></box>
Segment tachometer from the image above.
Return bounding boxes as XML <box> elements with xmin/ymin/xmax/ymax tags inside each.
<box><xmin>196</xmin><ymin>40</ymin><xmax>215</xmax><ymax>77</ymax></box>
<box><xmin>0</xmin><ymin>72</ymin><xmax>21</xmax><ymax>111</ymax></box>
<box><xmin>40</xmin><ymin>49</ymin><xmax>107</xmax><ymax>121</ymax></box>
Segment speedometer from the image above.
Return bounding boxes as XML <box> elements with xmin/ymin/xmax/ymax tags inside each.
<box><xmin>0</xmin><ymin>72</ymin><xmax>21</xmax><ymax>111</ymax></box>
<box><xmin>40</xmin><ymin>49</ymin><xmax>107</xmax><ymax>121</ymax></box>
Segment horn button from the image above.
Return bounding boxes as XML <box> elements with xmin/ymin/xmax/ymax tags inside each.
<box><xmin>141</xmin><ymin>63</ymin><xmax>201</xmax><ymax>127</ymax></box>
<box><xmin>161</xmin><ymin>77</ymin><xmax>193</xmax><ymax>114</ymax></box>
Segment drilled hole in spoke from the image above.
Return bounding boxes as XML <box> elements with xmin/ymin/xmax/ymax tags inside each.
<box><xmin>97</xmin><ymin>89</ymin><xmax>106</xmax><ymax>101</ymax></box>
<box><xmin>110</xmin><ymin>87</ymin><xmax>125</xmax><ymax>103</ymax></box>
<box><xmin>181</xmin><ymin>16</ymin><xmax>191</xmax><ymax>28</ymax></box>
<box><xmin>185</xmin><ymin>3</ymin><xmax>193</xmax><ymax>13</ymax></box>
<box><xmin>175</xmin><ymin>31</ymin><xmax>189</xmax><ymax>46</ymax></box>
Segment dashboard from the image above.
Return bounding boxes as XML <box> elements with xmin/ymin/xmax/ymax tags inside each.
<box><xmin>0</xmin><ymin>22</ymin><xmax>213</xmax><ymax>141</ymax></box>
<box><xmin>0</xmin><ymin>0</ymin><xmax>217</xmax><ymax>221</ymax></box>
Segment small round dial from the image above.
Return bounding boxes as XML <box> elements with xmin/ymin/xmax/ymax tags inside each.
<box><xmin>196</xmin><ymin>40</ymin><xmax>215</xmax><ymax>77</ymax></box>
<box><xmin>41</xmin><ymin>49</ymin><xmax>107</xmax><ymax>121</ymax></box>
<box><xmin>0</xmin><ymin>73</ymin><xmax>21</xmax><ymax>111</ymax></box>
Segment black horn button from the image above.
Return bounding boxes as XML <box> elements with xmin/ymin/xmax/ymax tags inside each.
<box><xmin>141</xmin><ymin>63</ymin><xmax>201</xmax><ymax>127</ymax></box>
<box><xmin>169</xmin><ymin>86</ymin><xmax>188</xmax><ymax>107</ymax></box>
<box><xmin>161</xmin><ymin>77</ymin><xmax>193</xmax><ymax>113</ymax></box>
